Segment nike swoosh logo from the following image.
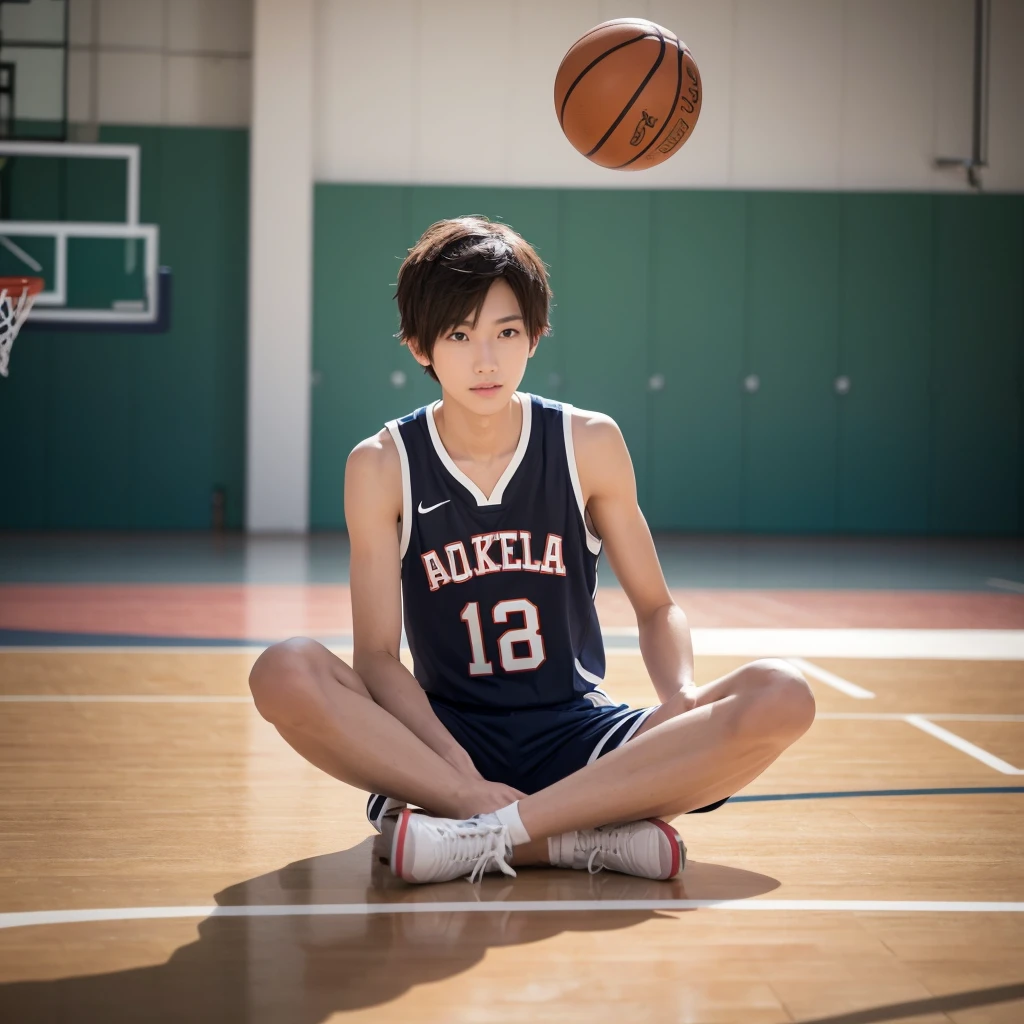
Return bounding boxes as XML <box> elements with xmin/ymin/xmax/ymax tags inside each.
<box><xmin>417</xmin><ymin>499</ymin><xmax>451</xmax><ymax>514</ymax></box>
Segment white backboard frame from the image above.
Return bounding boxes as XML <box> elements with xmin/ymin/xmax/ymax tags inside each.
<box><xmin>0</xmin><ymin>140</ymin><xmax>163</xmax><ymax>325</ymax></box>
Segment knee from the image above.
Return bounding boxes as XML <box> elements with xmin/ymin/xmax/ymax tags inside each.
<box><xmin>732</xmin><ymin>659</ymin><xmax>816</xmax><ymax>745</ymax></box>
<box><xmin>248</xmin><ymin>637</ymin><xmax>324</xmax><ymax>726</ymax></box>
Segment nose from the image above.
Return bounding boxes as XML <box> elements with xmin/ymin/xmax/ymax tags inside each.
<box><xmin>474</xmin><ymin>337</ymin><xmax>499</xmax><ymax>374</ymax></box>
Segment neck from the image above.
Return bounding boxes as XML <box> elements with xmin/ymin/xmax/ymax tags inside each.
<box><xmin>434</xmin><ymin>391</ymin><xmax>522</xmax><ymax>462</ymax></box>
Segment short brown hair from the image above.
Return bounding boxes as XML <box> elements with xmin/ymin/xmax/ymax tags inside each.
<box><xmin>394</xmin><ymin>216</ymin><xmax>552</xmax><ymax>381</ymax></box>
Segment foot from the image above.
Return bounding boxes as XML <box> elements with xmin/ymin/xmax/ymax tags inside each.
<box><xmin>390</xmin><ymin>809</ymin><xmax>517</xmax><ymax>884</ymax></box>
<box><xmin>549</xmin><ymin>818</ymin><xmax>685</xmax><ymax>880</ymax></box>
<box><xmin>367</xmin><ymin>794</ymin><xmax>407</xmax><ymax>834</ymax></box>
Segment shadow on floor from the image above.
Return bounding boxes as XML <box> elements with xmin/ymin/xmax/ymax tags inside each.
<box><xmin>0</xmin><ymin>838</ymin><xmax>779</xmax><ymax>1022</ymax></box>
<box><xmin>797</xmin><ymin>981</ymin><xmax>1024</xmax><ymax>1024</ymax></box>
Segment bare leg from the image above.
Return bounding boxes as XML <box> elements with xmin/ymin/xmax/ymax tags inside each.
<box><xmin>516</xmin><ymin>659</ymin><xmax>815</xmax><ymax>841</ymax></box>
<box><xmin>251</xmin><ymin>642</ymin><xmax>814</xmax><ymax>855</ymax></box>
<box><xmin>249</xmin><ymin>637</ymin><xmax>476</xmax><ymax>819</ymax></box>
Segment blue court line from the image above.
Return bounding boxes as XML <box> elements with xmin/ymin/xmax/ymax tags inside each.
<box><xmin>0</xmin><ymin>629</ymin><xmax>262</xmax><ymax>647</ymax></box>
<box><xmin>732</xmin><ymin>786</ymin><xmax>1024</xmax><ymax>803</ymax></box>
<box><xmin>0</xmin><ymin>629</ymin><xmax>748</xmax><ymax>650</ymax></box>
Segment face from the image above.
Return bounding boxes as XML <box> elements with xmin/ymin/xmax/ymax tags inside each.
<box><xmin>408</xmin><ymin>277</ymin><xmax>537</xmax><ymax>410</ymax></box>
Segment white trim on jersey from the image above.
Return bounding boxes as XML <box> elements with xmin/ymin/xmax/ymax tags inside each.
<box><xmin>577</xmin><ymin>654</ymin><xmax>615</xmax><ymax>707</ymax></box>
<box><xmin>561</xmin><ymin>405</ymin><xmax>603</xmax><ymax>555</ymax></box>
<box><xmin>384</xmin><ymin>419</ymin><xmax>413</xmax><ymax>559</ymax></box>
<box><xmin>426</xmin><ymin>392</ymin><xmax>533</xmax><ymax>506</ymax></box>
<box><xmin>574</xmin><ymin>657</ymin><xmax>605</xmax><ymax>687</ymax></box>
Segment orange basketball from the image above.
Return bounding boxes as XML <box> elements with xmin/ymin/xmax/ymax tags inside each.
<box><xmin>554</xmin><ymin>18</ymin><xmax>702</xmax><ymax>171</ymax></box>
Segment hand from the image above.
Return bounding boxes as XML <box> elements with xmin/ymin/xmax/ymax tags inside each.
<box><xmin>679</xmin><ymin>683</ymin><xmax>699</xmax><ymax>712</ymax></box>
<box><xmin>439</xmin><ymin>743</ymin><xmax>526</xmax><ymax>816</ymax></box>
<box><xmin>453</xmin><ymin>780</ymin><xmax>527</xmax><ymax>819</ymax></box>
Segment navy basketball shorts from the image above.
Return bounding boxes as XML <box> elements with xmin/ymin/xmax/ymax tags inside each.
<box><xmin>425</xmin><ymin>694</ymin><xmax>730</xmax><ymax>812</ymax></box>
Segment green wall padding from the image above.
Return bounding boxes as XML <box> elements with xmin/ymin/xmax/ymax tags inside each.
<box><xmin>648</xmin><ymin>191</ymin><xmax>745</xmax><ymax>530</ymax></box>
<box><xmin>2</xmin><ymin>163</ymin><xmax>1019</xmax><ymax>536</ymax></box>
<box><xmin>0</xmin><ymin>126</ymin><xmax>248</xmax><ymax>530</ymax></box>
<box><xmin>931</xmin><ymin>196</ymin><xmax>1023</xmax><ymax>535</ymax></box>
<box><xmin>311</xmin><ymin>185</ymin><xmax>1023</xmax><ymax>536</ymax></box>
<box><xmin>838</xmin><ymin>194</ymin><xmax>933</xmax><ymax>532</ymax></box>
<box><xmin>743</xmin><ymin>193</ymin><xmax>842</xmax><ymax>531</ymax></box>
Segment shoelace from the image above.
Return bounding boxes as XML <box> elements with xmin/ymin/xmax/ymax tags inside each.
<box><xmin>581</xmin><ymin>827</ymin><xmax>623</xmax><ymax>875</ymax></box>
<box><xmin>435</xmin><ymin>821</ymin><xmax>516</xmax><ymax>883</ymax></box>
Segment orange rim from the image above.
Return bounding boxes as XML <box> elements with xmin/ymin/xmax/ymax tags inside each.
<box><xmin>0</xmin><ymin>276</ymin><xmax>44</xmax><ymax>297</ymax></box>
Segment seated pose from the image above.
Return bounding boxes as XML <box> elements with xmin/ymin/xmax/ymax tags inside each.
<box><xmin>249</xmin><ymin>216</ymin><xmax>815</xmax><ymax>885</ymax></box>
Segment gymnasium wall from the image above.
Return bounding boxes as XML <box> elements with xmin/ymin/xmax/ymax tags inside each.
<box><xmin>0</xmin><ymin>124</ymin><xmax>249</xmax><ymax>530</ymax></box>
<box><xmin>316</xmin><ymin>0</ymin><xmax>1024</xmax><ymax>193</ymax></box>
<box><xmin>0</xmin><ymin>0</ymin><xmax>251</xmax><ymax>530</ymax></box>
<box><xmin>64</xmin><ymin>0</ymin><xmax>251</xmax><ymax>130</ymax></box>
<box><xmin>1</xmin><ymin>0</ymin><xmax>1022</xmax><ymax>534</ymax></box>
<box><xmin>309</xmin><ymin>0</ymin><xmax>1024</xmax><ymax>535</ymax></box>
<box><xmin>309</xmin><ymin>185</ymin><xmax>1023</xmax><ymax>535</ymax></box>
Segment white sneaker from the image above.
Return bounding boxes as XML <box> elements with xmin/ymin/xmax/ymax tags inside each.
<box><xmin>390</xmin><ymin>809</ymin><xmax>518</xmax><ymax>884</ymax></box>
<box><xmin>549</xmin><ymin>818</ymin><xmax>685</xmax><ymax>880</ymax></box>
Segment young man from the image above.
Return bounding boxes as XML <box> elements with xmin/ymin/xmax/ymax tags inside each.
<box><xmin>249</xmin><ymin>216</ymin><xmax>815</xmax><ymax>885</ymax></box>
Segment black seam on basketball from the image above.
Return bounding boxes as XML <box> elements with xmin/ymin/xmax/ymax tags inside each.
<box><xmin>558</xmin><ymin>32</ymin><xmax>650</xmax><ymax>128</ymax></box>
<box><xmin>613</xmin><ymin>39</ymin><xmax>685</xmax><ymax>169</ymax></box>
<box><xmin>584</xmin><ymin>28</ymin><xmax>667</xmax><ymax>159</ymax></box>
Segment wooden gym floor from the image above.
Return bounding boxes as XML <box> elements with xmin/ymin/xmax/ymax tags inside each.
<box><xmin>0</xmin><ymin>535</ymin><xmax>1022</xmax><ymax>1023</ymax></box>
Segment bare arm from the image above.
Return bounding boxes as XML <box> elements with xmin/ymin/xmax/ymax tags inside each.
<box><xmin>345</xmin><ymin>431</ymin><xmax>480</xmax><ymax>772</ymax></box>
<box><xmin>573</xmin><ymin>411</ymin><xmax>695</xmax><ymax>706</ymax></box>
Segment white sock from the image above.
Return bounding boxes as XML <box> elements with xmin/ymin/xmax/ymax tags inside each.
<box><xmin>547</xmin><ymin>831</ymin><xmax>578</xmax><ymax>869</ymax></box>
<box><xmin>492</xmin><ymin>801</ymin><xmax>532</xmax><ymax>846</ymax></box>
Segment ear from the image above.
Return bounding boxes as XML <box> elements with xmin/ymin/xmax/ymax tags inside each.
<box><xmin>527</xmin><ymin>335</ymin><xmax>541</xmax><ymax>359</ymax></box>
<box><xmin>404</xmin><ymin>337</ymin><xmax>432</xmax><ymax>369</ymax></box>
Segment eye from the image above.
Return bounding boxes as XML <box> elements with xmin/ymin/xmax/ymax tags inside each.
<box><xmin>448</xmin><ymin>331</ymin><xmax>469</xmax><ymax>342</ymax></box>
<box><xmin>499</xmin><ymin>328</ymin><xmax>519</xmax><ymax>338</ymax></box>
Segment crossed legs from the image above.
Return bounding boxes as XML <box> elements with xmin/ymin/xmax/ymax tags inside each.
<box><xmin>248</xmin><ymin>639</ymin><xmax>816</xmax><ymax>843</ymax></box>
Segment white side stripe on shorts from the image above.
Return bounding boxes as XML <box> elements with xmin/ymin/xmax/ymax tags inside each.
<box><xmin>587</xmin><ymin>707</ymin><xmax>654</xmax><ymax>765</ymax></box>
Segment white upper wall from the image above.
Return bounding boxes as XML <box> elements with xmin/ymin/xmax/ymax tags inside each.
<box><xmin>32</xmin><ymin>0</ymin><xmax>1022</xmax><ymax>189</ymax></box>
<box><xmin>66</xmin><ymin>0</ymin><xmax>252</xmax><ymax>127</ymax></box>
<box><xmin>314</xmin><ymin>0</ymin><xmax>1024</xmax><ymax>191</ymax></box>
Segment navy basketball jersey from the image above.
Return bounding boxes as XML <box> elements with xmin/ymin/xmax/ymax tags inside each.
<box><xmin>385</xmin><ymin>392</ymin><xmax>606</xmax><ymax>710</ymax></box>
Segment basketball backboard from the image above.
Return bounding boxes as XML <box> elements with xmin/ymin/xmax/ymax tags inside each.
<box><xmin>0</xmin><ymin>140</ymin><xmax>170</xmax><ymax>330</ymax></box>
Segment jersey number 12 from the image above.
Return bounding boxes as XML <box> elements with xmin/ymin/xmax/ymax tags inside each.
<box><xmin>460</xmin><ymin>599</ymin><xmax>546</xmax><ymax>676</ymax></box>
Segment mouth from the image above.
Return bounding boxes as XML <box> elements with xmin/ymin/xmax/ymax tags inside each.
<box><xmin>471</xmin><ymin>383</ymin><xmax>502</xmax><ymax>393</ymax></box>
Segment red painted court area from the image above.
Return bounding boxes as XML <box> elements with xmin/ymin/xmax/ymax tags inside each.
<box><xmin>1</xmin><ymin>584</ymin><xmax>1021</xmax><ymax>640</ymax></box>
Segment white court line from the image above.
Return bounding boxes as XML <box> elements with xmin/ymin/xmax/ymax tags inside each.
<box><xmin>913</xmin><ymin>713</ymin><xmax>1024</xmax><ymax>722</ymax></box>
<box><xmin>688</xmin><ymin>629</ymin><xmax>1024</xmax><ymax>660</ymax></box>
<box><xmin>987</xmin><ymin>577</ymin><xmax>1024</xmax><ymax>594</ymax></box>
<box><xmin>1</xmin><ymin>629</ymin><xmax>1023</xmax><ymax>660</ymax></box>
<box><xmin>6</xmin><ymin>626</ymin><xmax>1024</xmax><ymax>659</ymax></box>
<box><xmin>3</xmin><ymin>629</ymin><xmax>1024</xmax><ymax>659</ymax></box>
<box><xmin>3</xmin><ymin>899</ymin><xmax>1024</xmax><ymax>930</ymax></box>
<box><xmin>0</xmin><ymin>694</ymin><xmax>252</xmax><ymax>703</ymax></box>
<box><xmin>787</xmin><ymin>657</ymin><xmax>875</xmax><ymax>699</ymax></box>
<box><xmin>0</xmin><ymin>646</ymin><xmax>268</xmax><ymax>655</ymax></box>
<box><xmin>1</xmin><ymin>696</ymin><xmax>1020</xmax><ymax>722</ymax></box>
<box><xmin>816</xmin><ymin>712</ymin><xmax>1024</xmax><ymax>722</ymax></box>
<box><xmin>905</xmin><ymin>715</ymin><xmax>1024</xmax><ymax>775</ymax></box>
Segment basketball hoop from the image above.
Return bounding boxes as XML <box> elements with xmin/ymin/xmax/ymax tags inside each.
<box><xmin>0</xmin><ymin>276</ymin><xmax>44</xmax><ymax>378</ymax></box>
